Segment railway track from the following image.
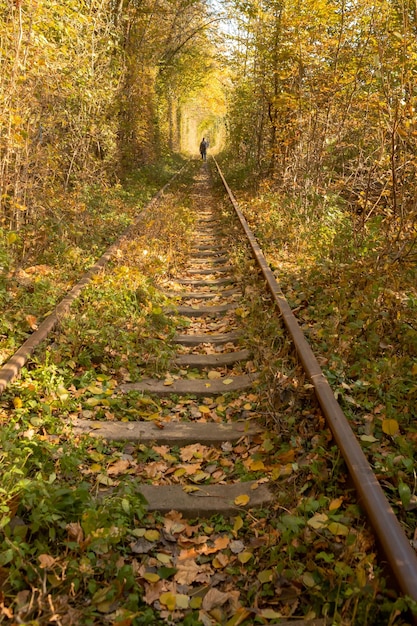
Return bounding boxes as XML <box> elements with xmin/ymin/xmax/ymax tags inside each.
<box><xmin>1</xmin><ymin>161</ymin><xmax>417</xmax><ymax>624</ymax></box>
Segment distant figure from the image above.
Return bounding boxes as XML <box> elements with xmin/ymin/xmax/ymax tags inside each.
<box><xmin>199</xmin><ymin>137</ymin><xmax>207</xmax><ymax>161</ymax></box>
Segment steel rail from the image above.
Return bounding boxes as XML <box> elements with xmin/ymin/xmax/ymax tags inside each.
<box><xmin>213</xmin><ymin>156</ymin><xmax>417</xmax><ymax>606</ymax></box>
<box><xmin>0</xmin><ymin>164</ymin><xmax>187</xmax><ymax>395</ymax></box>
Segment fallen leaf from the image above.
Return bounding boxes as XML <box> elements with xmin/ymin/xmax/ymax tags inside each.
<box><xmin>39</xmin><ymin>554</ymin><xmax>56</xmax><ymax>569</ymax></box>
<box><xmin>156</xmin><ymin>553</ymin><xmax>171</xmax><ymax>564</ymax></box>
<box><xmin>183</xmin><ymin>485</ymin><xmax>201</xmax><ymax>493</ymax></box>
<box><xmin>258</xmin><ymin>569</ymin><xmax>274</xmax><ymax>583</ymax></box>
<box><xmin>88</xmin><ymin>385</ymin><xmax>104</xmax><ymax>395</ymax></box>
<box><xmin>202</xmin><ymin>588</ymin><xmax>230</xmax><ymax>610</ymax></box>
<box><xmin>329</xmin><ymin>497</ymin><xmax>343</xmax><ymax>511</ymax></box>
<box><xmin>212</xmin><ymin>553</ymin><xmax>230</xmax><ymax>568</ymax></box>
<box><xmin>144</xmin><ymin>529</ymin><xmax>160</xmax><ymax>542</ymax></box>
<box><xmin>382</xmin><ymin>419</ymin><xmax>399</xmax><ymax>436</ymax></box>
<box><xmin>233</xmin><ymin>516</ymin><xmax>243</xmax><ymax>535</ymax></box>
<box><xmin>238</xmin><ymin>551</ymin><xmax>253</xmax><ymax>564</ymax></box>
<box><xmin>260</xmin><ymin>608</ymin><xmax>284</xmax><ymax>619</ymax></box>
<box><xmin>248</xmin><ymin>459</ymin><xmax>265</xmax><ymax>471</ymax></box>
<box><xmin>278</xmin><ymin>449</ymin><xmax>295</xmax><ymax>463</ymax></box>
<box><xmin>230</xmin><ymin>540</ymin><xmax>245</xmax><ymax>554</ymax></box>
<box><xmin>66</xmin><ymin>522</ymin><xmax>83</xmax><ymax>544</ymax></box>
<box><xmin>143</xmin><ymin>572</ymin><xmax>160</xmax><ymax>583</ymax></box>
<box><xmin>190</xmin><ymin>596</ymin><xmax>203</xmax><ymax>609</ymax></box>
<box><xmin>108</xmin><ymin>459</ymin><xmax>130</xmax><ymax>475</ymax></box>
<box><xmin>159</xmin><ymin>592</ymin><xmax>176</xmax><ymax>611</ymax></box>
<box><xmin>174</xmin><ymin>559</ymin><xmax>200</xmax><ymax>585</ymax></box>
<box><xmin>302</xmin><ymin>572</ymin><xmax>316</xmax><ymax>587</ymax></box>
<box><xmin>13</xmin><ymin>397</ymin><xmax>22</xmax><ymax>409</ymax></box>
<box><xmin>307</xmin><ymin>513</ymin><xmax>328</xmax><ymax>530</ymax></box>
<box><xmin>234</xmin><ymin>494</ymin><xmax>250</xmax><ymax>506</ymax></box>
<box><xmin>25</xmin><ymin>314</ymin><xmax>38</xmax><ymax>330</ymax></box>
<box><xmin>328</xmin><ymin>521</ymin><xmax>350</xmax><ymax>536</ymax></box>
<box><xmin>208</xmin><ymin>370</ymin><xmax>222</xmax><ymax>380</ymax></box>
<box><xmin>176</xmin><ymin>594</ymin><xmax>189</xmax><ymax>609</ymax></box>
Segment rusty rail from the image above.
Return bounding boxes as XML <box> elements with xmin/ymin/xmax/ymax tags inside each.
<box><xmin>0</xmin><ymin>165</ymin><xmax>187</xmax><ymax>395</ymax></box>
<box><xmin>214</xmin><ymin>156</ymin><xmax>417</xmax><ymax>606</ymax></box>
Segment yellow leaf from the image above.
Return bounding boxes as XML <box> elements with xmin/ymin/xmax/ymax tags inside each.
<box><xmin>159</xmin><ymin>592</ymin><xmax>176</xmax><ymax>611</ymax></box>
<box><xmin>176</xmin><ymin>594</ymin><xmax>189</xmax><ymax>609</ymax></box>
<box><xmin>156</xmin><ymin>553</ymin><xmax>171</xmax><ymax>564</ymax></box>
<box><xmin>208</xmin><ymin>370</ymin><xmax>221</xmax><ymax>379</ymax></box>
<box><xmin>307</xmin><ymin>513</ymin><xmax>328</xmax><ymax>529</ymax></box>
<box><xmin>238</xmin><ymin>551</ymin><xmax>253</xmax><ymax>563</ymax></box>
<box><xmin>191</xmin><ymin>471</ymin><xmax>210</xmax><ymax>483</ymax></box>
<box><xmin>163</xmin><ymin>378</ymin><xmax>174</xmax><ymax>386</ymax></box>
<box><xmin>226</xmin><ymin>608</ymin><xmax>252</xmax><ymax>625</ymax></box>
<box><xmin>56</xmin><ymin>385</ymin><xmax>69</xmax><ymax>401</ymax></box>
<box><xmin>143</xmin><ymin>572</ymin><xmax>160</xmax><ymax>583</ymax></box>
<box><xmin>249</xmin><ymin>459</ymin><xmax>265</xmax><ymax>471</ymax></box>
<box><xmin>356</xmin><ymin>565</ymin><xmax>367</xmax><ymax>587</ymax></box>
<box><xmin>382</xmin><ymin>419</ymin><xmax>399</xmax><ymax>436</ymax></box>
<box><xmin>302</xmin><ymin>572</ymin><xmax>316</xmax><ymax>587</ymax></box>
<box><xmin>190</xmin><ymin>596</ymin><xmax>202</xmax><ymax>609</ymax></box>
<box><xmin>329</xmin><ymin>497</ymin><xmax>343</xmax><ymax>511</ymax></box>
<box><xmin>13</xmin><ymin>397</ymin><xmax>23</xmax><ymax>409</ymax></box>
<box><xmin>223</xmin><ymin>378</ymin><xmax>234</xmax><ymax>385</ymax></box>
<box><xmin>90</xmin><ymin>463</ymin><xmax>102</xmax><ymax>473</ymax></box>
<box><xmin>87</xmin><ymin>385</ymin><xmax>103</xmax><ymax>395</ymax></box>
<box><xmin>233</xmin><ymin>516</ymin><xmax>243</xmax><ymax>535</ymax></box>
<box><xmin>271</xmin><ymin>467</ymin><xmax>281</xmax><ymax>480</ymax></box>
<box><xmin>97</xmin><ymin>474</ymin><xmax>114</xmax><ymax>486</ymax></box>
<box><xmin>183</xmin><ymin>485</ymin><xmax>200</xmax><ymax>493</ymax></box>
<box><xmin>260</xmin><ymin>608</ymin><xmax>284</xmax><ymax>619</ymax></box>
<box><xmin>258</xmin><ymin>569</ymin><xmax>273</xmax><ymax>583</ymax></box>
<box><xmin>328</xmin><ymin>522</ymin><xmax>350</xmax><ymax>536</ymax></box>
<box><xmin>144</xmin><ymin>529</ymin><xmax>160</xmax><ymax>542</ymax></box>
<box><xmin>199</xmin><ymin>405</ymin><xmax>211</xmax><ymax>414</ymax></box>
<box><xmin>234</xmin><ymin>494</ymin><xmax>250</xmax><ymax>506</ymax></box>
<box><xmin>85</xmin><ymin>397</ymin><xmax>100</xmax><ymax>407</ymax></box>
<box><xmin>412</xmin><ymin>363</ymin><xmax>417</xmax><ymax>376</ymax></box>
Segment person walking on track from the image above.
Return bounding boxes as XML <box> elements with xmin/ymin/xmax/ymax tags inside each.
<box><xmin>199</xmin><ymin>137</ymin><xmax>207</xmax><ymax>161</ymax></box>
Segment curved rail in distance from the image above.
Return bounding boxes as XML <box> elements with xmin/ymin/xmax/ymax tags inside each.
<box><xmin>213</xmin><ymin>156</ymin><xmax>417</xmax><ymax>608</ymax></box>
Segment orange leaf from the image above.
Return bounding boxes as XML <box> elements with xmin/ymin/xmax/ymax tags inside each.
<box><xmin>25</xmin><ymin>314</ymin><xmax>38</xmax><ymax>330</ymax></box>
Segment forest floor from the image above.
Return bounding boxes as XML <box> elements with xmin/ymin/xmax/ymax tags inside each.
<box><xmin>0</xmin><ymin>158</ymin><xmax>416</xmax><ymax>625</ymax></box>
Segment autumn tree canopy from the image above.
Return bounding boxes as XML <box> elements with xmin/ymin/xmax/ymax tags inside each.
<box><xmin>2</xmin><ymin>0</ymin><xmax>417</xmax><ymax>258</ymax></box>
<box><xmin>0</xmin><ymin>0</ymin><xmax>223</xmax><ymax>231</ymax></box>
<box><xmin>224</xmin><ymin>0</ymin><xmax>417</xmax><ymax>253</ymax></box>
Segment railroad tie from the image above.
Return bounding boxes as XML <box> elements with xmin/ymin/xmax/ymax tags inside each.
<box><xmin>76</xmin><ymin>182</ymin><xmax>273</xmax><ymax>517</ymax></box>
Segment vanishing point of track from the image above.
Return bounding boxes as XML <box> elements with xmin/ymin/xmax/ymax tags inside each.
<box><xmin>1</xmin><ymin>159</ymin><xmax>417</xmax><ymax>620</ymax></box>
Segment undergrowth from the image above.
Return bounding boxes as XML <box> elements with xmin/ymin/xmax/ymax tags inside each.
<box><xmin>217</xmin><ymin>157</ymin><xmax>417</xmax><ymax>618</ymax></box>
<box><xmin>1</xmin><ymin>159</ymin><xmax>416</xmax><ymax>624</ymax></box>
<box><xmin>0</xmin><ymin>155</ymin><xmax>187</xmax><ymax>366</ymax></box>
